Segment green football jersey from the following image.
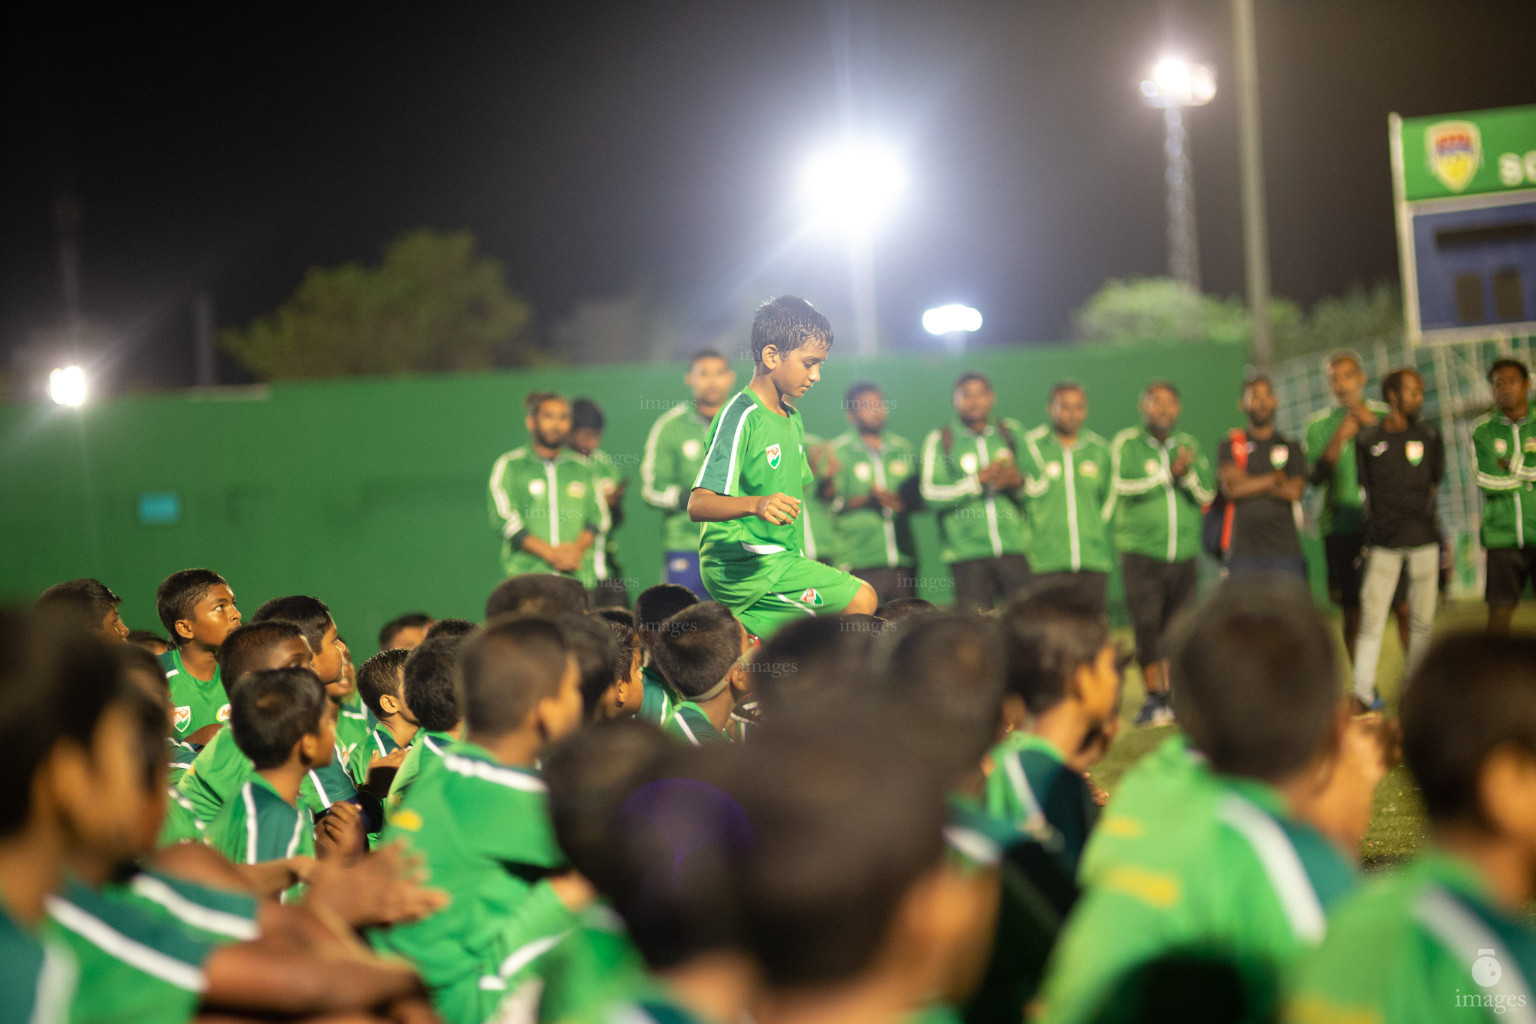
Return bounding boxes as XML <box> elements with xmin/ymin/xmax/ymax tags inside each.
<box><xmin>576</xmin><ymin>448</ymin><xmax>623</xmax><ymax>574</ymax></box>
<box><xmin>47</xmin><ymin>878</ymin><xmax>210</xmax><ymax>1024</ymax></box>
<box><xmin>0</xmin><ymin>901</ymin><xmax>75</xmax><ymax>1024</ymax></box>
<box><xmin>1077</xmin><ymin>734</ymin><xmax>1213</xmax><ymax>888</ymax></box>
<box><xmin>694</xmin><ymin>388</ymin><xmax>814</xmax><ymax>566</ymax></box>
<box><xmin>640</xmin><ymin>402</ymin><xmax>717</xmax><ymax>553</ymax></box>
<box><xmin>533</xmin><ymin>903</ymin><xmax>648</xmax><ymax>1024</ymax></box>
<box><xmin>1020</xmin><ymin>427</ymin><xmax>1115</xmax><ymax>575</ymax></box>
<box><xmin>335</xmin><ymin>694</ymin><xmax>375</xmax><ymax>782</ymax></box>
<box><xmin>1471</xmin><ymin>410</ymin><xmax>1536</xmax><ymax>550</ymax></box>
<box><xmin>918</xmin><ymin>418</ymin><xmax>1031</xmax><ymax>563</ymax></box>
<box><xmin>662</xmin><ymin>702</ymin><xmax>728</xmax><ymax>746</ymax></box>
<box><xmin>158</xmin><ymin>648</ymin><xmax>229</xmax><ymax>741</ymax></box>
<box><xmin>165</xmin><ymin>738</ymin><xmax>197</xmax><ymax>787</ymax></box>
<box><xmin>157</xmin><ymin>787</ymin><xmax>206</xmax><ymax>848</ymax></box>
<box><xmin>1105</xmin><ymin>427</ymin><xmax>1216</xmax><ymax>564</ymax></box>
<box><xmin>386</xmin><ymin>730</ymin><xmax>454</xmax><ymax>818</ymax></box>
<box><xmin>348</xmin><ymin>723</ymin><xmax>404</xmax><ymax>790</ymax></box>
<box><xmin>1302</xmin><ymin>400</ymin><xmax>1390</xmax><ymax>536</ymax></box>
<box><xmin>369</xmin><ymin>741</ymin><xmax>573</xmax><ymax>1024</ymax></box>
<box><xmin>1285</xmin><ymin>851</ymin><xmax>1536</xmax><ymax>1024</ymax></box>
<box><xmin>829</xmin><ymin>429</ymin><xmax>919</xmax><ymax>571</ymax></box>
<box><xmin>636</xmin><ymin>664</ymin><xmax>679</xmax><ymax>729</ymax></box>
<box><xmin>207</xmin><ymin>773</ymin><xmax>316</xmax><ymax>867</ymax></box>
<box><xmin>984</xmin><ymin>732</ymin><xmax>1099</xmax><ymax>877</ymax></box>
<box><xmin>177</xmin><ymin>726</ymin><xmax>353</xmax><ymax>824</ymax></box>
<box><xmin>488</xmin><ymin>445</ymin><xmax>604</xmax><ymax>586</ymax></box>
<box><xmin>1035</xmin><ymin>775</ymin><xmax>1355</xmax><ymax>1024</ymax></box>
<box><xmin>109</xmin><ymin>870</ymin><xmax>259</xmax><ymax>947</ymax></box>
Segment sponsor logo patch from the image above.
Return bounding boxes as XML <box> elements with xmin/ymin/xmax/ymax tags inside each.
<box><xmin>1144</xmin><ymin>459</ymin><xmax>1159</xmax><ymax>475</ymax></box>
<box><xmin>766</xmin><ymin>443</ymin><xmax>782</xmax><ymax>469</ymax></box>
<box><xmin>216</xmin><ymin>704</ymin><xmax>231</xmax><ymax>723</ymax></box>
<box><xmin>1371</xmin><ymin>441</ymin><xmax>1389</xmax><ymax>457</ymax></box>
<box><xmin>1496</xmin><ymin>438</ymin><xmax>1509</xmax><ymax>455</ymax></box>
<box><xmin>889</xmin><ymin>459</ymin><xmax>909</xmax><ymax>477</ymax></box>
<box><xmin>800</xmin><ymin>588</ymin><xmax>823</xmax><ymax>607</ymax></box>
<box><xmin>960</xmin><ymin>453</ymin><xmax>978</xmax><ymax>473</ymax></box>
<box><xmin>1426</xmin><ymin>120</ymin><xmax>1482</xmax><ymax>193</ymax></box>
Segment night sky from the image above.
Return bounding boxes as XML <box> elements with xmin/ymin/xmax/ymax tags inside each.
<box><xmin>3</xmin><ymin>1</ymin><xmax>1534</xmax><ymax>388</ymax></box>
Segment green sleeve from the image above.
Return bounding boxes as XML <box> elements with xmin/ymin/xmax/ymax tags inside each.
<box><xmin>1474</xmin><ymin>421</ymin><xmax>1521</xmax><ymax>493</ymax></box>
<box><xmin>695</xmin><ymin>397</ymin><xmax>752</xmax><ymax>495</ymax></box>
<box><xmin>176</xmin><ymin>729</ymin><xmax>250</xmax><ymax>823</ymax></box>
<box><xmin>1179</xmin><ymin>440</ymin><xmax>1217</xmax><ymax>506</ymax></box>
<box><xmin>490</xmin><ymin>453</ymin><xmax>530</xmax><ymax>547</ymax></box>
<box><xmin>157</xmin><ymin>790</ymin><xmax>206</xmax><ymax>848</ymax></box>
<box><xmin>640</xmin><ymin>412</ymin><xmax>680</xmax><ymax>509</ymax></box>
<box><xmin>252</xmin><ymin>799</ymin><xmax>302</xmax><ymax>864</ymax></box>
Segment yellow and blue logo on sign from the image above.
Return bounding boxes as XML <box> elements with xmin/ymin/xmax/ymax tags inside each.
<box><xmin>1426</xmin><ymin>120</ymin><xmax>1482</xmax><ymax>193</ymax></box>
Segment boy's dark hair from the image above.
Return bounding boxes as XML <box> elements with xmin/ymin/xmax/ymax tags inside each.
<box><xmin>251</xmin><ymin>595</ymin><xmax>334</xmax><ymax>659</ymax></box>
<box><xmin>378</xmin><ymin>612</ymin><xmax>432</xmax><ymax>651</ymax></box>
<box><xmin>115</xmin><ymin>641</ymin><xmax>169</xmax><ymax>695</ymax></box>
<box><xmin>1381</xmin><ymin>367</ymin><xmax>1416</xmax><ymax>406</ymax></box>
<box><xmin>458</xmin><ymin>616</ymin><xmax>570</xmax><ymax>736</ymax></box>
<box><xmin>126</xmin><ymin>629</ymin><xmax>169</xmax><ymax>651</ymax></box>
<box><xmin>844</xmin><ymin>381</ymin><xmax>881</xmax><ymax>407</ymax></box>
<box><xmin>1049</xmin><ymin>381</ymin><xmax>1086</xmax><ymax>402</ymax></box>
<box><xmin>357</xmin><ymin>648</ymin><xmax>411</xmax><ymax>719</ymax></box>
<box><xmin>525</xmin><ymin>390</ymin><xmax>567</xmax><ymax>417</ymax></box>
<box><xmin>218</xmin><ymin>621</ymin><xmax>308</xmax><ymax>695</ymax></box>
<box><xmin>872</xmin><ymin>596</ymin><xmax>937</xmax><ymax>625</ymax></box>
<box><xmin>599</xmin><ymin>613</ymin><xmax>638</xmax><ymax>680</ymax></box>
<box><xmin>689</xmin><ymin>348</ymin><xmax>728</xmax><ymax>370</ymax></box>
<box><xmin>1401</xmin><ymin>632</ymin><xmax>1536</xmax><ymax>827</ymax></box>
<box><xmin>751</xmin><ymin>295</ymin><xmax>833</xmax><ymax>367</ymax></box>
<box><xmin>651</xmin><ymin>603</ymin><xmax>743</xmax><ymax>700</ymax></box>
<box><xmin>544</xmin><ymin>719</ymin><xmax>673</xmax><ymax>893</ymax></box>
<box><xmin>880</xmin><ymin>613</ymin><xmax>1007</xmax><ymax>782</ymax></box>
<box><xmin>36</xmin><ymin>579</ymin><xmax>121</xmax><ymax>635</ymax></box>
<box><xmin>1168</xmin><ymin>579</ymin><xmax>1339</xmax><ymax>781</ymax></box>
<box><xmin>634</xmin><ymin>584</ymin><xmax>700</xmax><ymax>630</ymax></box>
<box><xmin>1001</xmin><ymin>586</ymin><xmax>1110</xmax><ymax>716</ymax></box>
<box><xmin>955</xmin><ymin>371</ymin><xmax>993</xmax><ymax>392</ymax></box>
<box><xmin>1324</xmin><ymin>349</ymin><xmax>1363</xmax><ymax>373</ymax></box>
<box><xmin>155</xmin><ymin>569</ymin><xmax>228</xmax><ymax>643</ymax></box>
<box><xmin>0</xmin><ymin>608</ymin><xmax>128</xmax><ymax>837</ymax></box>
<box><xmin>487</xmin><ymin>573</ymin><xmax>588</xmax><ymax>621</ymax></box>
<box><xmin>403</xmin><ymin>636</ymin><xmax>464</xmax><ymax>732</ymax></box>
<box><xmin>752</xmin><ymin>616</ymin><xmax>881</xmax><ymax>716</ymax></box>
<box><xmin>596</xmin><ymin>607</ymin><xmax>635</xmax><ymax>628</ymax></box>
<box><xmin>1241</xmin><ymin>373</ymin><xmax>1273</xmax><ymax>397</ymax></box>
<box><xmin>1488</xmin><ymin>358</ymin><xmax>1530</xmax><ymax>385</ymax></box>
<box><xmin>229</xmin><ymin>668</ymin><xmax>327</xmax><ymax>771</ymax></box>
<box><xmin>732</xmin><ymin>726</ymin><xmax>946</xmax><ymax>989</ymax></box>
<box><xmin>571</xmin><ymin>397</ymin><xmax>604</xmax><ymax>432</ymax></box>
<box><xmin>425</xmin><ymin>618</ymin><xmax>478</xmax><ymax>641</ymax></box>
<box><xmin>1142</xmin><ymin>380</ymin><xmax>1180</xmax><ymax>401</ymax></box>
<box><xmin>555</xmin><ymin>613</ymin><xmax>622</xmax><ymax>716</ymax></box>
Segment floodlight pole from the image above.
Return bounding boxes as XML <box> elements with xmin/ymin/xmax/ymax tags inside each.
<box><xmin>1233</xmin><ymin>0</ymin><xmax>1273</xmax><ymax>368</ymax></box>
<box><xmin>1163</xmin><ymin>106</ymin><xmax>1201</xmax><ymax>293</ymax></box>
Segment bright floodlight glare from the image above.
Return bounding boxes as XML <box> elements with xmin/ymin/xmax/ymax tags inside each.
<box><xmin>922</xmin><ymin>305</ymin><xmax>983</xmax><ymax>336</ymax></box>
<box><xmin>1140</xmin><ymin>58</ymin><xmax>1215</xmax><ymax>107</ymax></box>
<box><xmin>49</xmin><ymin>365</ymin><xmax>87</xmax><ymax>407</ymax></box>
<box><xmin>801</xmin><ymin>142</ymin><xmax>907</xmax><ymax>231</ymax></box>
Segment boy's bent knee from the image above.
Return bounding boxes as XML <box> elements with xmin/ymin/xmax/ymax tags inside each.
<box><xmin>844</xmin><ymin>582</ymin><xmax>878</xmax><ymax>617</ymax></box>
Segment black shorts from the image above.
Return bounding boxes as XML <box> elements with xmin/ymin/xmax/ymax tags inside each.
<box><xmin>1325</xmin><ymin>533</ymin><xmax>1409</xmax><ymax>609</ymax></box>
<box><xmin>1120</xmin><ymin>553</ymin><xmax>1198</xmax><ymax>666</ymax></box>
<box><xmin>1486</xmin><ymin>547</ymin><xmax>1536</xmax><ymax>606</ymax></box>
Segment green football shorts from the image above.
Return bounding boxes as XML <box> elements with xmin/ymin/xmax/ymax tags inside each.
<box><xmin>701</xmin><ymin>550</ymin><xmax>865</xmax><ymax>639</ymax></box>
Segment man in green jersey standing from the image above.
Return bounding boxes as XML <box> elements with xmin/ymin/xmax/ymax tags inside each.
<box><xmin>829</xmin><ymin>381</ymin><xmax>920</xmax><ymax>604</ymax></box>
<box><xmin>1474</xmin><ymin>358</ymin><xmax>1536</xmax><ymax>634</ymax></box>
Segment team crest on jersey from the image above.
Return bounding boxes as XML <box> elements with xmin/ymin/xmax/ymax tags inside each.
<box><xmin>854</xmin><ymin>462</ymin><xmax>872</xmax><ymax>482</ymax></box>
<box><xmin>766</xmin><ymin>443</ymin><xmax>782</xmax><ymax>469</ymax></box>
<box><xmin>528</xmin><ymin>478</ymin><xmax>546</xmax><ymax>496</ymax></box>
<box><xmin>799</xmin><ymin>588</ymin><xmax>824</xmax><ymax>606</ymax></box>
<box><xmin>1081</xmin><ymin>460</ymin><xmax>1099</xmax><ymax>478</ymax></box>
<box><xmin>216</xmin><ymin>704</ymin><xmax>231</xmax><ymax>723</ymax></box>
<box><xmin>683</xmin><ymin>439</ymin><xmax>702</xmax><ymax>459</ymax></box>
<box><xmin>1371</xmin><ymin>441</ymin><xmax>1389</xmax><ymax>457</ymax></box>
<box><xmin>1144</xmin><ymin>458</ymin><xmax>1159</xmax><ymax>475</ymax></box>
<box><xmin>1426</xmin><ymin>120</ymin><xmax>1482</xmax><ymax>194</ymax></box>
<box><xmin>566</xmin><ymin>480</ymin><xmax>587</xmax><ymax>499</ymax></box>
<box><xmin>173</xmin><ymin>705</ymin><xmax>192</xmax><ymax>731</ymax></box>
<box><xmin>960</xmin><ymin>453</ymin><xmax>978</xmax><ymax>473</ymax></box>
<box><xmin>1046</xmin><ymin>461</ymin><xmax>1061</xmax><ymax>478</ymax></box>
<box><xmin>1496</xmin><ymin>438</ymin><xmax>1509</xmax><ymax>455</ymax></box>
<box><xmin>1269</xmin><ymin>446</ymin><xmax>1289</xmax><ymax>469</ymax></box>
<box><xmin>1405</xmin><ymin>440</ymin><xmax>1425</xmax><ymax>466</ymax></box>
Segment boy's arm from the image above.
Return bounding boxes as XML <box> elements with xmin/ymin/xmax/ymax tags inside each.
<box><xmin>688</xmin><ymin>489</ymin><xmax>800</xmax><ymax>525</ymax></box>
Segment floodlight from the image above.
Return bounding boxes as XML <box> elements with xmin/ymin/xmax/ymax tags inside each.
<box><xmin>49</xmin><ymin>365</ymin><xmax>87</xmax><ymax>407</ymax></box>
<box><xmin>922</xmin><ymin>305</ymin><xmax>983</xmax><ymax>336</ymax></box>
<box><xmin>800</xmin><ymin>142</ymin><xmax>907</xmax><ymax>232</ymax></box>
<box><xmin>1141</xmin><ymin>58</ymin><xmax>1216</xmax><ymax>108</ymax></box>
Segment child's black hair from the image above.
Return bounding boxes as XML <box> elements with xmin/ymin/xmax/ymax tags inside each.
<box><xmin>571</xmin><ymin>397</ymin><xmax>605</xmax><ymax>432</ymax></box>
<box><xmin>402</xmin><ymin>636</ymin><xmax>464</xmax><ymax>733</ymax></box>
<box><xmin>117</xmin><ymin>647</ymin><xmax>173</xmax><ymax>791</ymax></box>
<box><xmin>880</xmin><ymin>612</ymin><xmax>1007</xmax><ymax>783</ymax></box>
<box><xmin>555</xmin><ymin>613</ymin><xmax>622</xmax><ymax>717</ymax></box>
<box><xmin>155</xmin><ymin>568</ymin><xmax>229</xmax><ymax>644</ymax></box>
<box><xmin>596</xmin><ymin>607</ymin><xmax>635</xmax><ymax>628</ymax></box>
<box><xmin>126</xmin><ymin>629</ymin><xmax>169</xmax><ymax>651</ymax></box>
<box><xmin>1487</xmin><ymin>358</ymin><xmax>1530</xmax><ymax>385</ymax></box>
<box><xmin>651</xmin><ymin>603</ymin><xmax>743</xmax><ymax>700</ymax></box>
<box><xmin>217</xmin><ymin>621</ymin><xmax>308</xmax><ymax>696</ymax></box>
<box><xmin>229</xmin><ymin>667</ymin><xmax>328</xmax><ymax>772</ymax></box>
<box><xmin>357</xmin><ymin>648</ymin><xmax>411</xmax><ymax>719</ymax></box>
<box><xmin>36</xmin><ymin>579</ymin><xmax>121</xmax><ymax>635</ymax></box>
<box><xmin>599</xmin><ymin>613</ymin><xmax>638</xmax><ymax>681</ymax></box>
<box><xmin>424</xmin><ymin>618</ymin><xmax>478</xmax><ymax>641</ymax></box>
<box><xmin>872</xmin><ymin>596</ymin><xmax>937</xmax><ymax>625</ymax></box>
<box><xmin>751</xmin><ymin>295</ymin><xmax>833</xmax><ymax>368</ymax></box>
<box><xmin>1000</xmin><ymin>585</ymin><xmax>1110</xmax><ymax>716</ymax></box>
<box><xmin>457</xmin><ymin>616</ymin><xmax>570</xmax><ymax>737</ymax></box>
<box><xmin>1168</xmin><ymin>579</ymin><xmax>1338</xmax><ymax>782</ymax></box>
<box><xmin>544</xmin><ymin>719</ymin><xmax>673</xmax><ymax>894</ymax></box>
<box><xmin>486</xmin><ymin>573</ymin><xmax>588</xmax><ymax>621</ymax></box>
<box><xmin>689</xmin><ymin>348</ymin><xmax>728</xmax><ymax>370</ymax></box>
<box><xmin>751</xmin><ymin>616</ymin><xmax>881</xmax><ymax>716</ymax></box>
<box><xmin>250</xmin><ymin>595</ymin><xmax>334</xmax><ymax>660</ymax></box>
<box><xmin>1401</xmin><ymin>631</ymin><xmax>1536</xmax><ymax>827</ymax></box>
<box><xmin>378</xmin><ymin>612</ymin><xmax>432</xmax><ymax>651</ymax></box>
<box><xmin>844</xmin><ymin>381</ymin><xmax>881</xmax><ymax>407</ymax></box>
<box><xmin>634</xmin><ymin>584</ymin><xmax>699</xmax><ymax>631</ymax></box>
<box><xmin>1381</xmin><ymin>367</ymin><xmax>1416</xmax><ymax>406</ymax></box>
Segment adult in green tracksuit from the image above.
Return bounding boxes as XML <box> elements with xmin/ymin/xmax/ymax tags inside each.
<box><xmin>800</xmin><ymin>432</ymin><xmax>844</xmax><ymax>567</ymax></box>
<box><xmin>1021</xmin><ymin>382</ymin><xmax>1114</xmax><ymax>616</ymax></box>
<box><xmin>488</xmin><ymin>392</ymin><xmax>602</xmax><ymax>589</ymax></box>
<box><xmin>570</xmin><ymin>397</ymin><xmax>629</xmax><ymax>608</ymax></box>
<box><xmin>639</xmin><ymin>349</ymin><xmax>736</xmax><ymax>598</ymax></box>
<box><xmin>1475</xmin><ymin>358</ymin><xmax>1536</xmax><ymax>634</ymax></box>
<box><xmin>829</xmin><ymin>382</ymin><xmax>919</xmax><ymax>605</ymax></box>
<box><xmin>920</xmin><ymin>372</ymin><xmax>1032</xmax><ymax>611</ymax></box>
<box><xmin>1105</xmin><ymin>380</ymin><xmax>1214</xmax><ymax>726</ymax></box>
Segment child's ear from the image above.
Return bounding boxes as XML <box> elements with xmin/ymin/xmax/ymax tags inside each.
<box><xmin>998</xmin><ymin>694</ymin><xmax>1027</xmax><ymax>738</ymax></box>
<box><xmin>174</xmin><ymin>618</ymin><xmax>196</xmax><ymax>642</ymax></box>
<box><xmin>1478</xmin><ymin>746</ymin><xmax>1536</xmax><ymax>842</ymax></box>
<box><xmin>297</xmin><ymin>733</ymin><xmax>321</xmax><ymax>767</ymax></box>
<box><xmin>379</xmin><ymin>693</ymin><xmax>400</xmax><ymax>717</ymax></box>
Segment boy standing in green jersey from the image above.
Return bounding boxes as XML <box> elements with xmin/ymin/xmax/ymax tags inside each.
<box><xmin>988</xmin><ymin>586</ymin><xmax>1121</xmax><ymax>877</ymax></box>
<box><xmin>1034</xmin><ymin>581</ymin><xmax>1360</xmax><ymax>1024</ymax></box>
<box><xmin>688</xmin><ymin>295</ymin><xmax>876</xmax><ymax>639</ymax></box>
<box><xmin>632</xmin><ymin>584</ymin><xmax>696</xmax><ymax>728</ymax></box>
<box><xmin>570</xmin><ymin>396</ymin><xmax>631</xmax><ymax>608</ymax></box>
<box><xmin>1286</xmin><ymin>633</ymin><xmax>1536</xmax><ymax>1024</ymax></box>
<box><xmin>643</xmin><ymin>348</ymin><xmax>737</xmax><ymax>597</ymax></box>
<box><xmin>1021</xmin><ymin>383</ymin><xmax>1115</xmax><ymax>617</ymax></box>
<box><xmin>652</xmin><ymin>603</ymin><xmax>752</xmax><ymax>746</ymax></box>
<box><xmin>489</xmin><ymin>390</ymin><xmax>604</xmax><ymax>588</ymax></box>
<box><xmin>386</xmin><ymin>635</ymin><xmax>465</xmax><ymax>816</ymax></box>
<box><xmin>920</xmin><ymin>372</ymin><xmax>1033</xmax><ymax>611</ymax></box>
<box><xmin>155</xmin><ymin>568</ymin><xmax>242</xmax><ymax>746</ymax></box>
<box><xmin>830</xmin><ymin>382</ymin><xmax>920</xmax><ymax>604</ymax></box>
<box><xmin>370</xmin><ymin>616</ymin><xmax>590</xmax><ymax>1024</ymax></box>
<box><xmin>1475</xmin><ymin>358</ymin><xmax>1536</xmax><ymax>634</ymax></box>
<box><xmin>349</xmin><ymin>647</ymin><xmax>416</xmax><ymax>787</ymax></box>
<box><xmin>1104</xmin><ymin>380</ymin><xmax>1215</xmax><ymax>726</ymax></box>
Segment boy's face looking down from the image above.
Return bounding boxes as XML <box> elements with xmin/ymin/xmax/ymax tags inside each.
<box><xmin>527</xmin><ymin>398</ymin><xmax>572</xmax><ymax>450</ymax></box>
<box><xmin>688</xmin><ymin>356</ymin><xmax>735</xmax><ymax>408</ymax></box>
<box><xmin>175</xmin><ymin>584</ymin><xmax>240</xmax><ymax>649</ymax></box>
<box><xmin>762</xmin><ymin>338</ymin><xmax>829</xmax><ymax>400</ymax></box>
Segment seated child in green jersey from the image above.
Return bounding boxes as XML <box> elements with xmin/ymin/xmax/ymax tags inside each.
<box><xmin>632</xmin><ymin>584</ymin><xmax>698</xmax><ymax>727</ymax></box>
<box><xmin>36</xmin><ymin>577</ymin><xmax>129</xmax><ymax>642</ymax></box>
<box><xmin>486</xmin><ymin>572</ymin><xmax>589</xmax><ymax>620</ymax></box>
<box><xmin>987</xmin><ymin>585</ymin><xmax>1123</xmax><ymax>876</ymax></box>
<box><xmin>155</xmin><ymin>568</ymin><xmax>242</xmax><ymax>747</ymax></box>
<box><xmin>1287</xmin><ymin>632</ymin><xmax>1536</xmax><ymax>1024</ymax></box>
<box><xmin>554</xmin><ymin>612</ymin><xmax>624</xmax><ymax>720</ymax></box>
<box><xmin>386</xmin><ymin>634</ymin><xmax>465</xmax><ymax>815</ymax></box>
<box><xmin>369</xmin><ymin>615</ymin><xmax>589</xmax><ymax>1024</ymax></box>
<box><xmin>651</xmin><ymin>603</ymin><xmax>752</xmax><ymax>746</ymax></box>
<box><xmin>687</xmin><ymin>295</ymin><xmax>876</xmax><ymax>639</ymax></box>
<box><xmin>349</xmin><ymin>647</ymin><xmax>415</xmax><ymax>787</ymax></box>
<box><xmin>594</xmin><ymin>610</ymin><xmax>647</xmax><ymax>721</ymax></box>
<box><xmin>1034</xmin><ymin>580</ymin><xmax>1360</xmax><ymax>1024</ymax></box>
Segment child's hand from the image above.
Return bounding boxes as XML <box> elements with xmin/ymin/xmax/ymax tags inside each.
<box><xmin>306</xmin><ymin>842</ymin><xmax>449</xmax><ymax>929</ymax></box>
<box><xmin>367</xmin><ymin>746</ymin><xmax>409</xmax><ymax>777</ymax></box>
<box><xmin>753</xmin><ymin>493</ymin><xmax>801</xmax><ymax>526</ymax></box>
<box><xmin>315</xmin><ymin>801</ymin><xmax>368</xmax><ymax>863</ymax></box>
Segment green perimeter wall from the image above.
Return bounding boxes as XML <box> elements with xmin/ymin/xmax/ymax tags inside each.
<box><xmin>0</xmin><ymin>340</ymin><xmax>1253</xmax><ymax>654</ymax></box>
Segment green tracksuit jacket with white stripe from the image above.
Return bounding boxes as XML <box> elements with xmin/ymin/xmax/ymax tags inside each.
<box><xmin>1021</xmin><ymin>427</ymin><xmax>1114</xmax><ymax>574</ymax></box>
<box><xmin>1105</xmin><ymin>427</ymin><xmax>1215</xmax><ymax>564</ymax></box>
<box><xmin>487</xmin><ymin>446</ymin><xmax>603</xmax><ymax>586</ymax></box>
<box><xmin>1471</xmin><ymin>410</ymin><xmax>1536</xmax><ymax>551</ymax></box>
<box><xmin>639</xmin><ymin>403</ymin><xmax>716</xmax><ymax>553</ymax></box>
<box><xmin>828</xmin><ymin>429</ymin><xmax>919</xmax><ymax>570</ymax></box>
<box><xmin>919</xmin><ymin>417</ymin><xmax>1031</xmax><ymax>563</ymax></box>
